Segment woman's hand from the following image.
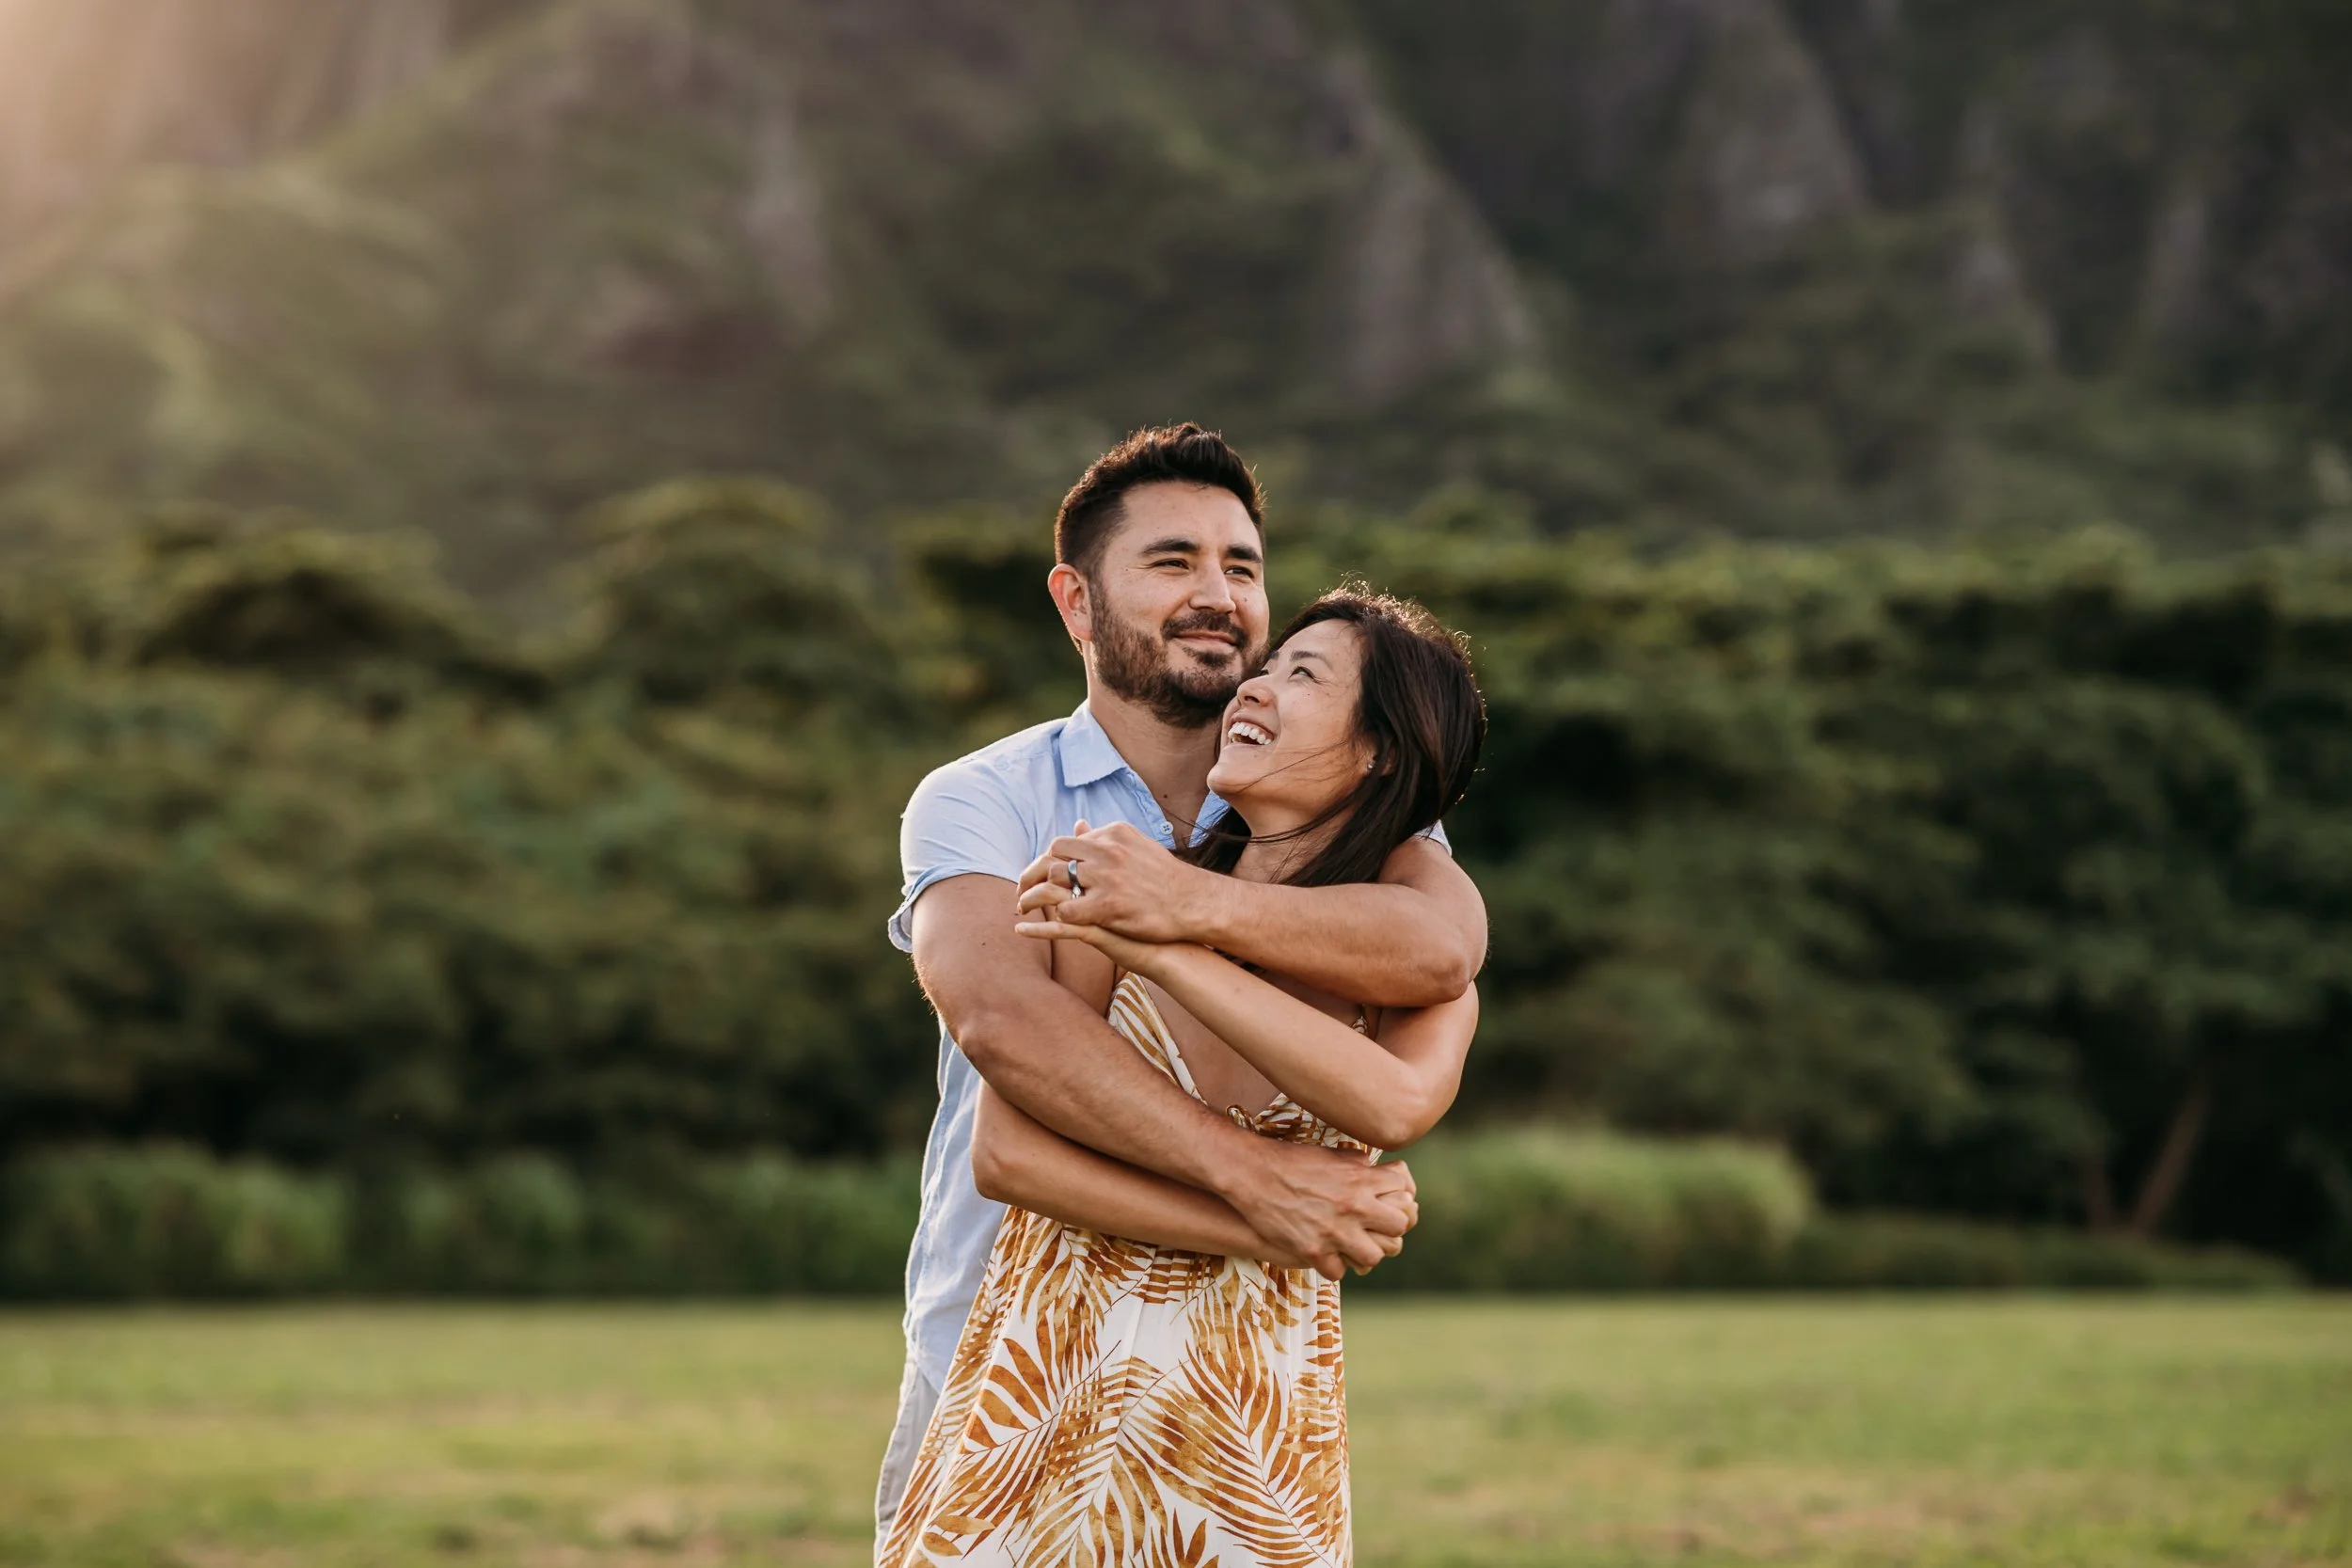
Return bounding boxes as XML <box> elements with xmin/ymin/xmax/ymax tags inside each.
<box><xmin>1013</xmin><ymin>820</ymin><xmax>1194</xmax><ymax>975</ymax></box>
<box><xmin>1012</xmin><ymin>819</ymin><xmax>1229</xmax><ymax>946</ymax></box>
<box><xmin>1014</xmin><ymin>879</ymin><xmax>1192</xmax><ymax>976</ymax></box>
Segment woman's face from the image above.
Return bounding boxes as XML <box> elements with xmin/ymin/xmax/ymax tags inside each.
<box><xmin>1205</xmin><ymin>619</ymin><xmax>1375</xmax><ymax>817</ymax></box>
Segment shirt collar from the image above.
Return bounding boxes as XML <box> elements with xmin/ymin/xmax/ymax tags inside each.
<box><xmin>1057</xmin><ymin>701</ymin><xmax>1233</xmax><ymax>838</ymax></box>
<box><xmin>1056</xmin><ymin>702</ymin><xmax>1131</xmax><ymax>789</ymax></box>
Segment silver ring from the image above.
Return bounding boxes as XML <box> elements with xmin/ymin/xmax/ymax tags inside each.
<box><xmin>1066</xmin><ymin>859</ymin><xmax>1084</xmax><ymax>895</ymax></box>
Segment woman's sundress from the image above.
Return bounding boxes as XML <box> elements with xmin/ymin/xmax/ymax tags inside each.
<box><xmin>879</xmin><ymin>973</ymin><xmax>1376</xmax><ymax>1568</ymax></box>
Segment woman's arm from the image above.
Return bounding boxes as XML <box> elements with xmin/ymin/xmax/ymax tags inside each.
<box><xmin>972</xmin><ymin>1082</ymin><xmax>1406</xmax><ymax>1273</ymax></box>
<box><xmin>1148</xmin><ymin>943</ymin><xmax>1478</xmax><ymax>1149</ymax></box>
<box><xmin>1015</xmin><ymin>825</ymin><xmax>1484</xmax><ymax>1006</ymax></box>
<box><xmin>1014</xmin><ymin>909</ymin><xmax>1479</xmax><ymax>1148</ymax></box>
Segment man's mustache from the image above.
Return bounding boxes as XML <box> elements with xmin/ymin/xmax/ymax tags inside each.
<box><xmin>1161</xmin><ymin>611</ymin><xmax>1245</xmax><ymax>647</ymax></box>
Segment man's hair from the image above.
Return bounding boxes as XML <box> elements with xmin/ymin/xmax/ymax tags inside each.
<box><xmin>1054</xmin><ymin>423</ymin><xmax>1265</xmax><ymax>578</ymax></box>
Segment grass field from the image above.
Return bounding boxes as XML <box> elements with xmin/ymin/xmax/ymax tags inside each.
<box><xmin>0</xmin><ymin>1299</ymin><xmax>2345</xmax><ymax>1566</ymax></box>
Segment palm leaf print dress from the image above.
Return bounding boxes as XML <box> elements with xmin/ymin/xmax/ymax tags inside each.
<box><xmin>880</xmin><ymin>973</ymin><xmax>1375</xmax><ymax>1568</ymax></box>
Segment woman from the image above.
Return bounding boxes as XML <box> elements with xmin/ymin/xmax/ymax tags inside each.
<box><xmin>879</xmin><ymin>588</ymin><xmax>1485</xmax><ymax>1567</ymax></box>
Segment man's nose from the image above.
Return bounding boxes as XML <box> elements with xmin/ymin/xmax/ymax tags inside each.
<box><xmin>1190</xmin><ymin>565</ymin><xmax>1236</xmax><ymax>612</ymax></box>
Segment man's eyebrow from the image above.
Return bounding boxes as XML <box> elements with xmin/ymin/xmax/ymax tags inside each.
<box><xmin>1137</xmin><ymin>535</ymin><xmax>1200</xmax><ymax>556</ymax></box>
<box><xmin>1223</xmin><ymin>540</ymin><xmax>1264</xmax><ymax>565</ymax></box>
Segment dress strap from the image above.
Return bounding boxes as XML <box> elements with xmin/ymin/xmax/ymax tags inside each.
<box><xmin>1107</xmin><ymin>972</ymin><xmax>1204</xmax><ymax>1101</ymax></box>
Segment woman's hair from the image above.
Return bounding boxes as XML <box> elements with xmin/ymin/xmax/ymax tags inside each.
<box><xmin>1185</xmin><ymin>585</ymin><xmax>1485</xmax><ymax>888</ymax></box>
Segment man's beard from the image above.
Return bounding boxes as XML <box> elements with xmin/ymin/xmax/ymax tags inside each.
<box><xmin>1092</xmin><ymin>602</ymin><xmax>1257</xmax><ymax>728</ymax></box>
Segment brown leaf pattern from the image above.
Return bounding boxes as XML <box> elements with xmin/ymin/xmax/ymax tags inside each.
<box><xmin>880</xmin><ymin>974</ymin><xmax>1371</xmax><ymax>1567</ymax></box>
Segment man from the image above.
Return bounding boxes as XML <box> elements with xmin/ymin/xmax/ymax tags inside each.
<box><xmin>878</xmin><ymin>424</ymin><xmax>1487</xmax><ymax>1539</ymax></box>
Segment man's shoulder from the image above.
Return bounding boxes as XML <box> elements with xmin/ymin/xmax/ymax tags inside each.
<box><xmin>892</xmin><ymin>716</ymin><xmax>1078</xmax><ymax>947</ymax></box>
<box><xmin>904</xmin><ymin>713</ymin><xmax>1072</xmax><ymax>813</ymax></box>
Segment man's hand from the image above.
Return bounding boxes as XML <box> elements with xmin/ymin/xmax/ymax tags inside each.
<box><xmin>1219</xmin><ymin>1140</ymin><xmax>1419</xmax><ymax>1280</ymax></box>
<box><xmin>1015</xmin><ymin>822</ymin><xmax>1224</xmax><ymax>945</ymax></box>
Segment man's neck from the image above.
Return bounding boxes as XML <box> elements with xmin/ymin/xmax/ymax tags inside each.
<box><xmin>1083</xmin><ymin>677</ymin><xmax>1223</xmax><ymax>845</ymax></box>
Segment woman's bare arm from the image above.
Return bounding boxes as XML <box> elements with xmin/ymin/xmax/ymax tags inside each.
<box><xmin>972</xmin><ymin>1083</ymin><xmax>1406</xmax><ymax>1272</ymax></box>
<box><xmin>1016</xmin><ymin>826</ymin><xmax>1484</xmax><ymax>1006</ymax></box>
<box><xmin>1013</xmin><ymin>916</ymin><xmax>1479</xmax><ymax>1149</ymax></box>
<box><xmin>1152</xmin><ymin>944</ymin><xmax>1477</xmax><ymax>1148</ymax></box>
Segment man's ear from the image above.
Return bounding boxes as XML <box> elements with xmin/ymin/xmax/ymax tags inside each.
<box><xmin>1047</xmin><ymin>562</ymin><xmax>1093</xmax><ymax>650</ymax></box>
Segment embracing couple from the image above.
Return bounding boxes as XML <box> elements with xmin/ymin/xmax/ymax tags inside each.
<box><xmin>876</xmin><ymin>425</ymin><xmax>1489</xmax><ymax>1565</ymax></box>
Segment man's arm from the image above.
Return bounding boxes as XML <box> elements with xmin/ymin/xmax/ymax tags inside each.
<box><xmin>910</xmin><ymin>873</ymin><xmax>1417</xmax><ymax>1278</ymax></box>
<box><xmin>1009</xmin><ymin>918</ymin><xmax>1481</xmax><ymax>1151</ymax></box>
<box><xmin>1017</xmin><ymin>828</ymin><xmax>1486</xmax><ymax>1008</ymax></box>
<box><xmin>972</xmin><ymin>1084</ymin><xmax>1409</xmax><ymax>1270</ymax></box>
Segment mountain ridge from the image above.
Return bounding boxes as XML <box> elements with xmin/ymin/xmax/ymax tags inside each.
<box><xmin>0</xmin><ymin>0</ymin><xmax>2342</xmax><ymax>602</ymax></box>
<box><xmin>0</xmin><ymin>0</ymin><xmax>1558</xmax><ymax>603</ymax></box>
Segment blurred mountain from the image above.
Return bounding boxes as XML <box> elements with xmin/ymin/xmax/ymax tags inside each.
<box><xmin>1355</xmin><ymin>0</ymin><xmax>2352</xmax><ymax>399</ymax></box>
<box><xmin>0</xmin><ymin>0</ymin><xmax>2344</xmax><ymax>602</ymax></box>
<box><xmin>0</xmin><ymin>1</ymin><xmax>540</xmax><ymax>247</ymax></box>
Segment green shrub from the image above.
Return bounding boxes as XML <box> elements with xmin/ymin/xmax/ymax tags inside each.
<box><xmin>1786</xmin><ymin>1213</ymin><xmax>2299</xmax><ymax>1291</ymax></box>
<box><xmin>1359</xmin><ymin>1128</ymin><xmax>1817</xmax><ymax>1291</ymax></box>
<box><xmin>683</xmin><ymin>1155</ymin><xmax>920</xmax><ymax>1294</ymax></box>
<box><xmin>1354</xmin><ymin>1133</ymin><xmax>2298</xmax><ymax>1292</ymax></box>
<box><xmin>0</xmin><ymin>1145</ymin><xmax>345</xmax><ymax>1298</ymax></box>
<box><xmin>350</xmin><ymin>1157</ymin><xmax>918</xmax><ymax>1295</ymax></box>
<box><xmin>0</xmin><ymin>1140</ymin><xmax>2299</xmax><ymax>1299</ymax></box>
<box><xmin>355</xmin><ymin>1158</ymin><xmax>596</xmax><ymax>1294</ymax></box>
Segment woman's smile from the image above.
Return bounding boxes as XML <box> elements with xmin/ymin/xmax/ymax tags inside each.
<box><xmin>1206</xmin><ymin>619</ymin><xmax>1375</xmax><ymax>822</ymax></box>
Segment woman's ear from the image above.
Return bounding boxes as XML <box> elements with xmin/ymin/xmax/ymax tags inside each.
<box><xmin>1046</xmin><ymin>562</ymin><xmax>1093</xmax><ymax>651</ymax></box>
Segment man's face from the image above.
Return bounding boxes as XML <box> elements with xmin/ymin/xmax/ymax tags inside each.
<box><xmin>1084</xmin><ymin>482</ymin><xmax>1270</xmax><ymax>728</ymax></box>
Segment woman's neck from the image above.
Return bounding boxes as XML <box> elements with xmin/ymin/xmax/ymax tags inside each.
<box><xmin>1227</xmin><ymin>798</ymin><xmax>1343</xmax><ymax>885</ymax></box>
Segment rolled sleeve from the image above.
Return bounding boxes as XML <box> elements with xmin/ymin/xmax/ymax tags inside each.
<box><xmin>887</xmin><ymin>762</ymin><xmax>1036</xmax><ymax>953</ymax></box>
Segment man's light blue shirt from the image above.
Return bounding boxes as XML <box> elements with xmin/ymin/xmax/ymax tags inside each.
<box><xmin>887</xmin><ymin>702</ymin><xmax>1231</xmax><ymax>1387</ymax></box>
